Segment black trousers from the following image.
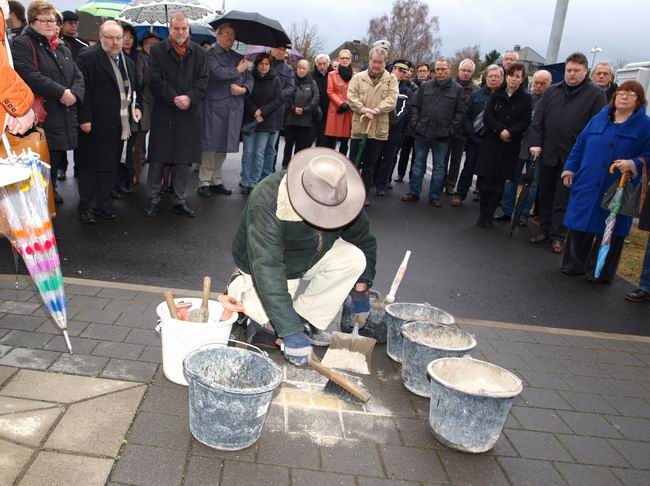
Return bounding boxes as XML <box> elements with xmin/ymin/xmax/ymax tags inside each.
<box><xmin>538</xmin><ymin>164</ymin><xmax>570</xmax><ymax>240</ymax></box>
<box><xmin>561</xmin><ymin>229</ymin><xmax>624</xmax><ymax>283</ymax></box>
<box><xmin>324</xmin><ymin>136</ymin><xmax>349</xmax><ymax>157</ymax></box>
<box><xmin>313</xmin><ymin>120</ymin><xmax>329</xmax><ymax>147</ymax></box>
<box><xmin>146</xmin><ymin>163</ymin><xmax>190</xmax><ymax>205</ymax></box>
<box><xmin>456</xmin><ymin>142</ymin><xmax>480</xmax><ymax>200</ymax></box>
<box><xmin>478</xmin><ymin>176</ymin><xmax>505</xmax><ymax>220</ymax></box>
<box><xmin>375</xmin><ymin>136</ymin><xmax>400</xmax><ymax>190</ymax></box>
<box><xmin>443</xmin><ymin>135</ymin><xmax>466</xmax><ymax>192</ymax></box>
<box><xmin>48</xmin><ymin>150</ymin><xmax>66</xmax><ymax>191</ymax></box>
<box><xmin>349</xmin><ymin>138</ymin><xmax>384</xmax><ymax>191</ymax></box>
<box><xmin>282</xmin><ymin>125</ymin><xmax>313</xmax><ymax>168</ymax></box>
<box><xmin>78</xmin><ymin>167</ymin><xmax>117</xmax><ymax>213</ymax></box>
<box><xmin>397</xmin><ymin>134</ymin><xmax>414</xmax><ymax>178</ymax></box>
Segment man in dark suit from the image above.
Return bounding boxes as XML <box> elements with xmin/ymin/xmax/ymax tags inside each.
<box><xmin>75</xmin><ymin>20</ymin><xmax>141</xmax><ymax>224</ymax></box>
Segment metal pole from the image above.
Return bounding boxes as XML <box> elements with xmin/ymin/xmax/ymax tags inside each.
<box><xmin>545</xmin><ymin>0</ymin><xmax>569</xmax><ymax>64</ymax></box>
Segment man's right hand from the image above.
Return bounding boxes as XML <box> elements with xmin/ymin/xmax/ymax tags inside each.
<box><xmin>60</xmin><ymin>89</ymin><xmax>76</xmax><ymax>107</ymax></box>
<box><xmin>230</xmin><ymin>84</ymin><xmax>246</xmax><ymax>96</ymax></box>
<box><xmin>282</xmin><ymin>332</ymin><xmax>312</xmax><ymax>366</ymax></box>
<box><xmin>80</xmin><ymin>122</ymin><xmax>91</xmax><ymax>133</ymax></box>
<box><xmin>529</xmin><ymin>146</ymin><xmax>542</xmax><ymax>160</ymax></box>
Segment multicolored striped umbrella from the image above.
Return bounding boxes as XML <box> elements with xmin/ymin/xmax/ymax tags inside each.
<box><xmin>78</xmin><ymin>0</ymin><xmax>131</xmax><ymax>17</ymax></box>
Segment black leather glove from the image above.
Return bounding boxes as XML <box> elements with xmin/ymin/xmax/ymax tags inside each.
<box><xmin>336</xmin><ymin>103</ymin><xmax>351</xmax><ymax>114</ymax></box>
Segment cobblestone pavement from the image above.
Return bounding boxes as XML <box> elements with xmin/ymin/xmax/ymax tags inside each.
<box><xmin>1</xmin><ymin>277</ymin><xmax>649</xmax><ymax>485</ymax></box>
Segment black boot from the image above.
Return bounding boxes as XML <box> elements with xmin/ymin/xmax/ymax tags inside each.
<box><xmin>477</xmin><ymin>190</ymin><xmax>491</xmax><ymax>228</ymax></box>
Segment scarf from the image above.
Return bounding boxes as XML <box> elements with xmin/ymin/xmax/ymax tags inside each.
<box><xmin>170</xmin><ymin>37</ymin><xmax>189</xmax><ymax>60</ymax></box>
<box><xmin>338</xmin><ymin>64</ymin><xmax>353</xmax><ymax>82</ymax></box>
<box><xmin>48</xmin><ymin>34</ymin><xmax>58</xmax><ymax>53</ymax></box>
<box><xmin>107</xmin><ymin>50</ymin><xmax>132</xmax><ymax>141</ymax></box>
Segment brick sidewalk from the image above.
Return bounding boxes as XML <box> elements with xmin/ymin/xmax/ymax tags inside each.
<box><xmin>1</xmin><ymin>277</ymin><xmax>650</xmax><ymax>485</ymax></box>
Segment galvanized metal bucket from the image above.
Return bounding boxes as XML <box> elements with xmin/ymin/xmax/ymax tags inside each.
<box><xmin>385</xmin><ymin>303</ymin><xmax>455</xmax><ymax>362</ymax></box>
<box><xmin>427</xmin><ymin>356</ymin><xmax>522</xmax><ymax>453</ymax></box>
<box><xmin>401</xmin><ymin>321</ymin><xmax>476</xmax><ymax>397</ymax></box>
<box><xmin>183</xmin><ymin>341</ymin><xmax>282</xmax><ymax>451</ymax></box>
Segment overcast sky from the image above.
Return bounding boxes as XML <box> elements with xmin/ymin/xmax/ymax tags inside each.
<box><xmin>57</xmin><ymin>0</ymin><xmax>645</xmax><ymax>65</ymax></box>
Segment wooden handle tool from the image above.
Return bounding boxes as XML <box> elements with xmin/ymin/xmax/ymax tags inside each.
<box><xmin>200</xmin><ymin>276</ymin><xmax>211</xmax><ymax>322</ymax></box>
<box><xmin>164</xmin><ymin>290</ymin><xmax>179</xmax><ymax>320</ymax></box>
<box><xmin>385</xmin><ymin>250</ymin><xmax>411</xmax><ymax>304</ymax></box>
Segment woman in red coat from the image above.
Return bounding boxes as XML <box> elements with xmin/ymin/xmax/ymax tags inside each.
<box><xmin>324</xmin><ymin>49</ymin><xmax>354</xmax><ymax>157</ymax></box>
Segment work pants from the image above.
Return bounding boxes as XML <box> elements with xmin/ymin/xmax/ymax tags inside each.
<box><xmin>199</xmin><ymin>151</ymin><xmax>227</xmax><ymax>187</ymax></box>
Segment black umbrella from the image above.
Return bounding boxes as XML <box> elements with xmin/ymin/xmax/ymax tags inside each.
<box><xmin>209</xmin><ymin>10</ymin><xmax>291</xmax><ymax>48</ymax></box>
<box><xmin>509</xmin><ymin>159</ymin><xmax>535</xmax><ymax>237</ymax></box>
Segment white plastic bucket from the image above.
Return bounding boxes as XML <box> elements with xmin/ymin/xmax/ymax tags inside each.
<box><xmin>155</xmin><ymin>298</ymin><xmax>239</xmax><ymax>386</ymax></box>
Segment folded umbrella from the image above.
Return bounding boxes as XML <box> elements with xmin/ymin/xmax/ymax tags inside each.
<box><xmin>509</xmin><ymin>159</ymin><xmax>535</xmax><ymax>237</ymax></box>
<box><xmin>209</xmin><ymin>10</ymin><xmax>290</xmax><ymax>48</ymax></box>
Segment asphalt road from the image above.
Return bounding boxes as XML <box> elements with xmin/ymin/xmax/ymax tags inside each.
<box><xmin>1</xmin><ymin>151</ymin><xmax>648</xmax><ymax>335</ymax></box>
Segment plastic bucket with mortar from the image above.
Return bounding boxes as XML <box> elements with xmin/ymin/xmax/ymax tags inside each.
<box><xmin>155</xmin><ymin>298</ymin><xmax>239</xmax><ymax>386</ymax></box>
<box><xmin>427</xmin><ymin>356</ymin><xmax>522</xmax><ymax>453</ymax></box>
<box><xmin>384</xmin><ymin>303</ymin><xmax>455</xmax><ymax>362</ymax></box>
<box><xmin>400</xmin><ymin>321</ymin><xmax>476</xmax><ymax>397</ymax></box>
<box><xmin>183</xmin><ymin>341</ymin><xmax>282</xmax><ymax>451</ymax></box>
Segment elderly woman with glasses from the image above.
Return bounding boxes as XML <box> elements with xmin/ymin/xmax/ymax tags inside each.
<box><xmin>561</xmin><ymin>80</ymin><xmax>650</xmax><ymax>283</ymax></box>
<box><xmin>324</xmin><ymin>49</ymin><xmax>355</xmax><ymax>156</ymax></box>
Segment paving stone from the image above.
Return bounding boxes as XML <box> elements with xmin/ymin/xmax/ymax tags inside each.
<box><xmin>286</xmin><ymin>406</ymin><xmax>343</xmax><ymax>439</ymax></box>
<box><xmin>0</xmin><ymin>313</ymin><xmax>45</xmax><ymax>331</ymax></box>
<box><xmin>601</xmin><ymin>363</ymin><xmax>650</xmax><ymax>382</ymax></box>
<box><xmin>560</xmin><ymin>335</ymin><xmax>609</xmax><ymax>349</ymax></box>
<box><xmin>67</xmin><ymin>294</ymin><xmax>111</xmax><ymax>310</ymax></box>
<box><xmin>92</xmin><ymin>341</ymin><xmax>144</xmax><ymax>361</ymax></box>
<box><xmin>561</xmin><ymin>375</ymin><xmax>610</xmax><ymax>394</ymax></box>
<box><xmin>560</xmin><ymin>359</ymin><xmax>613</xmax><ymax>378</ymax></box>
<box><xmin>182</xmin><ymin>455</ymin><xmax>221</xmax><ymax>486</ymax></box>
<box><xmin>457</xmin><ymin>324</ymin><xmax>501</xmax><ymax>339</ymax></box>
<box><xmin>530</xmin><ymin>332</ymin><xmax>572</xmax><ymax>346</ymax></box>
<box><xmin>341</xmin><ymin>412</ymin><xmax>401</xmax><ymax>444</ymax></box>
<box><xmin>517</xmin><ymin>370</ymin><xmax>572</xmax><ymax>390</ymax></box>
<box><xmin>128</xmin><ymin>411</ymin><xmax>191</xmax><ymax>451</ymax></box>
<box><xmin>0</xmin><ymin>329</ymin><xmax>6</xmax><ymax>339</ymax></box>
<box><xmin>221</xmin><ymin>460</ymin><xmax>289</xmax><ymax>486</ymax></box>
<box><xmin>556</xmin><ymin>434</ymin><xmax>627</xmax><ymax>466</ymax></box>
<box><xmin>97</xmin><ymin>288</ymin><xmax>136</xmax><ymax>300</ymax></box>
<box><xmin>632</xmin><ymin>352</ymin><xmax>650</xmax><ymax>366</ymax></box>
<box><xmin>493</xmin><ymin>328</ymin><xmax>538</xmax><ymax>343</ymax></box>
<box><xmin>258</xmin><ymin>431</ymin><xmax>320</xmax><ymax>468</ymax></box>
<box><xmin>34</xmin><ymin>320</ymin><xmax>88</xmax><ymax>337</ymax></box>
<box><xmin>31</xmin><ymin>304</ymin><xmax>82</xmax><ymax>320</ymax></box>
<box><xmin>0</xmin><ymin>344</ymin><xmax>11</xmax><ymax>358</ymax></box>
<box><xmin>519</xmin><ymin>388</ymin><xmax>573</xmax><ymax>410</ymax></box>
<box><xmin>605</xmin><ymin>415</ymin><xmax>650</xmax><ymax>441</ymax></box>
<box><xmin>596</xmin><ymin>350</ymin><xmax>645</xmax><ymax>367</ymax></box>
<box><xmin>485</xmin><ymin>339</ymin><xmax>530</xmax><ymax>355</ymax></box>
<box><xmin>111</xmin><ymin>444</ymin><xmax>185</xmax><ymax>486</ymax></box>
<box><xmin>365</xmin><ymin>390</ymin><xmax>419</xmax><ymax>418</ymax></box>
<box><xmin>553</xmin><ymin>462</ymin><xmax>621</xmax><ymax>486</ymax></box>
<box><xmin>190</xmin><ymin>438</ymin><xmax>257</xmax><ymax>462</ymax></box>
<box><xmin>125</xmin><ymin>328</ymin><xmax>161</xmax><ymax>346</ymax></box>
<box><xmin>0</xmin><ymin>406</ymin><xmax>63</xmax><ymax>445</ymax></box>
<box><xmin>393</xmin><ymin>416</ymin><xmax>439</xmax><ymax>449</ymax></box>
<box><xmin>0</xmin><ymin>348</ymin><xmax>60</xmax><ymax>370</ymax></box>
<box><xmin>105</xmin><ymin>299</ymin><xmax>150</xmax><ymax>315</ymax></box>
<box><xmin>46</xmin><ymin>385</ymin><xmax>146</xmax><ymax>457</ymax></box>
<box><xmin>20</xmin><ymin>451</ymin><xmax>114</xmax><ymax>486</ymax></box>
<box><xmin>609</xmin><ymin>439</ymin><xmax>650</xmax><ymax>468</ymax></box>
<box><xmin>0</xmin><ymin>439</ymin><xmax>35</xmax><ymax>485</ymax></box>
<box><xmin>115</xmin><ymin>311</ymin><xmax>158</xmax><ymax>329</ymax></box>
<box><xmin>0</xmin><ymin>301</ymin><xmax>42</xmax><ymax>316</ymax></box>
<box><xmin>600</xmin><ymin>339</ymin><xmax>642</xmax><ymax>352</ymax></box>
<box><xmin>439</xmin><ymin>451</ymin><xmax>509</xmax><ymax>486</ymax></box>
<box><xmin>81</xmin><ymin>323</ymin><xmax>131</xmax><ymax>342</ymax></box>
<box><xmin>262</xmin><ymin>402</ymin><xmax>285</xmax><ymax>434</ymax></box>
<box><xmin>479</xmin><ymin>350</ymin><xmax>530</xmax><ymax>370</ymax></box>
<box><xmin>100</xmin><ymin>359</ymin><xmax>158</xmax><ymax>382</ymax></box>
<box><xmin>505</xmin><ymin>429</ymin><xmax>573</xmax><ymax>461</ymax></box>
<box><xmin>519</xmin><ymin>354</ymin><xmax>570</xmax><ymax>373</ymax></box>
<box><xmin>557</xmin><ymin>410</ymin><xmax>622</xmax><ymax>438</ymax></box>
<box><xmin>74</xmin><ymin>307</ymin><xmax>121</xmax><ymax>325</ymax></box>
<box><xmin>380</xmin><ymin>445</ymin><xmax>447</xmax><ymax>482</ymax></box>
<box><xmin>0</xmin><ymin>280</ymin><xmax>31</xmax><ymax>290</ymax></box>
<box><xmin>498</xmin><ymin>457</ymin><xmax>566</xmax><ymax>485</ymax></box>
<box><xmin>511</xmin><ymin>407</ymin><xmax>572</xmax><ymax>433</ymax></box>
<box><xmin>561</xmin><ymin>346</ymin><xmax>603</xmax><ymax>362</ymax></box>
<box><xmin>612</xmin><ymin>467</ymin><xmax>650</xmax><ymax>485</ymax></box>
<box><xmin>321</xmin><ymin>440</ymin><xmax>384</xmax><ymax>477</ymax></box>
<box><xmin>45</xmin><ymin>336</ymin><xmax>99</xmax><ymax>355</ymax></box>
<box><xmin>0</xmin><ymin>289</ymin><xmax>36</xmax><ymax>301</ymax></box>
<box><xmin>0</xmin><ymin>365</ymin><xmax>16</xmax><ymax>385</ymax></box>
<box><xmin>139</xmin><ymin>345</ymin><xmax>163</xmax><ymax>363</ymax></box>
<box><xmin>65</xmin><ymin>284</ymin><xmax>101</xmax><ymax>296</ymax></box>
<box><xmin>292</xmin><ymin>469</ymin><xmax>356</xmax><ymax>486</ymax></box>
<box><xmin>602</xmin><ymin>395</ymin><xmax>650</xmax><ymax>418</ymax></box>
<box><xmin>132</xmin><ymin>291</ymin><xmax>165</xmax><ymax>304</ymax></box>
<box><xmin>558</xmin><ymin>390</ymin><xmax>620</xmax><ymax>414</ymax></box>
<box><xmin>356</xmin><ymin>479</ymin><xmax>420</xmax><ymax>486</ymax></box>
<box><xmin>603</xmin><ymin>378</ymin><xmax>650</xmax><ymax>399</ymax></box>
<box><xmin>0</xmin><ymin>329</ymin><xmax>53</xmax><ymax>348</ymax></box>
<box><xmin>49</xmin><ymin>353</ymin><xmax>109</xmax><ymax>376</ymax></box>
<box><xmin>140</xmin><ymin>383</ymin><xmax>188</xmax><ymax>416</ymax></box>
<box><xmin>525</xmin><ymin>342</ymin><xmax>571</xmax><ymax>359</ymax></box>
<box><xmin>485</xmin><ymin>433</ymin><xmax>519</xmax><ymax>458</ymax></box>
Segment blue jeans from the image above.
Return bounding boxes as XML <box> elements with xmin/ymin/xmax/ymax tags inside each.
<box><xmin>409</xmin><ymin>139</ymin><xmax>448</xmax><ymax>200</ymax></box>
<box><xmin>500</xmin><ymin>159</ymin><xmax>540</xmax><ymax>219</ymax></box>
<box><xmin>640</xmin><ymin>237</ymin><xmax>650</xmax><ymax>292</ymax></box>
<box><xmin>241</xmin><ymin>131</ymin><xmax>278</xmax><ymax>188</ymax></box>
<box><xmin>260</xmin><ymin>131</ymin><xmax>280</xmax><ymax>181</ymax></box>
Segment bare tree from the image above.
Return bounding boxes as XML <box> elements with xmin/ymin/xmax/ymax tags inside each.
<box><xmin>366</xmin><ymin>0</ymin><xmax>442</xmax><ymax>64</ymax></box>
<box><xmin>288</xmin><ymin>20</ymin><xmax>326</xmax><ymax>64</ymax></box>
<box><xmin>612</xmin><ymin>58</ymin><xmax>628</xmax><ymax>71</ymax></box>
<box><xmin>450</xmin><ymin>45</ymin><xmax>481</xmax><ymax>77</ymax></box>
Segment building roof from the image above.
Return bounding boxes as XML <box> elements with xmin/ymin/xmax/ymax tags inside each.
<box><xmin>516</xmin><ymin>46</ymin><xmax>545</xmax><ymax>64</ymax></box>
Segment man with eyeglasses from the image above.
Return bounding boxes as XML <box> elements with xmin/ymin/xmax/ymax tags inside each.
<box><xmin>60</xmin><ymin>11</ymin><xmax>88</xmax><ymax>61</ymax></box>
<box><xmin>591</xmin><ymin>62</ymin><xmax>617</xmax><ymax>101</ymax></box>
<box><xmin>528</xmin><ymin>52</ymin><xmax>607</xmax><ymax>254</ymax></box>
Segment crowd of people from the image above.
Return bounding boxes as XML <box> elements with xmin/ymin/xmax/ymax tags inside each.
<box><xmin>2</xmin><ymin>0</ymin><xmax>650</xmax><ymax>307</ymax></box>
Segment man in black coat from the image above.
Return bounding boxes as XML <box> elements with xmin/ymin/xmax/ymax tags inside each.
<box><xmin>625</xmin><ymin>200</ymin><xmax>650</xmax><ymax>303</ymax></box>
<box><xmin>59</xmin><ymin>11</ymin><xmax>89</xmax><ymax>62</ymax></box>
<box><xmin>75</xmin><ymin>20</ymin><xmax>141</xmax><ymax>224</ymax></box>
<box><xmin>311</xmin><ymin>53</ymin><xmax>331</xmax><ymax>147</ymax></box>
<box><xmin>144</xmin><ymin>12</ymin><xmax>207</xmax><ymax>218</ymax></box>
<box><xmin>528</xmin><ymin>52</ymin><xmax>607</xmax><ymax>253</ymax></box>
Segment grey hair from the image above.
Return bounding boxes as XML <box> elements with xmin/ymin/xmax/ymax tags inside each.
<box><xmin>314</xmin><ymin>53</ymin><xmax>330</xmax><ymax>64</ymax></box>
<box><xmin>459</xmin><ymin>58</ymin><xmax>476</xmax><ymax>71</ymax></box>
<box><xmin>503</xmin><ymin>50</ymin><xmax>519</xmax><ymax>59</ymax></box>
<box><xmin>297</xmin><ymin>59</ymin><xmax>310</xmax><ymax>69</ymax></box>
<box><xmin>485</xmin><ymin>64</ymin><xmax>504</xmax><ymax>76</ymax></box>
<box><xmin>594</xmin><ymin>62</ymin><xmax>614</xmax><ymax>74</ymax></box>
<box><xmin>216</xmin><ymin>22</ymin><xmax>234</xmax><ymax>35</ymax></box>
<box><xmin>435</xmin><ymin>56</ymin><xmax>451</xmax><ymax>67</ymax></box>
<box><xmin>369</xmin><ymin>46</ymin><xmax>388</xmax><ymax>61</ymax></box>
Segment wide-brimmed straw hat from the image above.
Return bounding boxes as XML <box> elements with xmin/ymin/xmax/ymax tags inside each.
<box><xmin>286</xmin><ymin>148</ymin><xmax>366</xmax><ymax>229</ymax></box>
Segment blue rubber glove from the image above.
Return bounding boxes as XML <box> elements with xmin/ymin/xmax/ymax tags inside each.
<box><xmin>350</xmin><ymin>288</ymin><xmax>370</xmax><ymax>314</ymax></box>
<box><xmin>282</xmin><ymin>332</ymin><xmax>312</xmax><ymax>366</ymax></box>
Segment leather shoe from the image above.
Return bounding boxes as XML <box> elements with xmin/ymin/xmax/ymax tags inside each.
<box><xmin>96</xmin><ymin>209</ymin><xmax>116</xmax><ymax>220</ymax></box>
<box><xmin>79</xmin><ymin>210</ymin><xmax>96</xmax><ymax>225</ymax></box>
<box><xmin>429</xmin><ymin>198</ymin><xmax>442</xmax><ymax>207</ymax></box>
<box><xmin>144</xmin><ymin>203</ymin><xmax>159</xmax><ymax>217</ymax></box>
<box><xmin>494</xmin><ymin>214</ymin><xmax>511</xmax><ymax>222</ymax></box>
<box><xmin>56</xmin><ymin>169</ymin><xmax>66</xmax><ymax>181</ymax></box>
<box><xmin>119</xmin><ymin>183</ymin><xmax>133</xmax><ymax>194</ymax></box>
<box><xmin>197</xmin><ymin>186</ymin><xmax>213</xmax><ymax>199</ymax></box>
<box><xmin>625</xmin><ymin>288</ymin><xmax>650</xmax><ymax>302</ymax></box>
<box><xmin>210</xmin><ymin>184</ymin><xmax>232</xmax><ymax>195</ymax></box>
<box><xmin>376</xmin><ymin>188</ymin><xmax>386</xmax><ymax>197</ymax></box>
<box><xmin>451</xmin><ymin>195</ymin><xmax>462</xmax><ymax>207</ymax></box>
<box><xmin>529</xmin><ymin>234</ymin><xmax>548</xmax><ymax>244</ymax></box>
<box><xmin>173</xmin><ymin>203</ymin><xmax>196</xmax><ymax>217</ymax></box>
<box><xmin>550</xmin><ymin>240</ymin><xmax>564</xmax><ymax>254</ymax></box>
<box><xmin>401</xmin><ymin>193</ymin><xmax>419</xmax><ymax>202</ymax></box>
<box><xmin>241</xmin><ymin>186</ymin><xmax>252</xmax><ymax>195</ymax></box>
<box><xmin>111</xmin><ymin>189</ymin><xmax>123</xmax><ymax>200</ymax></box>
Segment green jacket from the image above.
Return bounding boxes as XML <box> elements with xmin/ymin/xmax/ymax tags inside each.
<box><xmin>232</xmin><ymin>171</ymin><xmax>377</xmax><ymax>337</ymax></box>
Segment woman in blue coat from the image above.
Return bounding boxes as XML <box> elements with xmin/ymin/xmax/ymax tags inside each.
<box><xmin>561</xmin><ymin>80</ymin><xmax>650</xmax><ymax>283</ymax></box>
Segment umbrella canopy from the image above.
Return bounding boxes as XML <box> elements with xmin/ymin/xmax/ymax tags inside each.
<box><xmin>133</xmin><ymin>24</ymin><xmax>215</xmax><ymax>45</ymax></box>
<box><xmin>117</xmin><ymin>0</ymin><xmax>214</xmax><ymax>26</ymax></box>
<box><xmin>245</xmin><ymin>45</ymin><xmax>303</xmax><ymax>64</ymax></box>
<box><xmin>78</xmin><ymin>0</ymin><xmax>131</xmax><ymax>17</ymax></box>
<box><xmin>210</xmin><ymin>10</ymin><xmax>290</xmax><ymax>48</ymax></box>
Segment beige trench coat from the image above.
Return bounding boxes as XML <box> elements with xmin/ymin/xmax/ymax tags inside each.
<box><xmin>347</xmin><ymin>69</ymin><xmax>398</xmax><ymax>141</ymax></box>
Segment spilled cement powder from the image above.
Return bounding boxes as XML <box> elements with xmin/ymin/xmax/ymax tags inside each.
<box><xmin>320</xmin><ymin>349</ymin><xmax>370</xmax><ymax>375</ymax></box>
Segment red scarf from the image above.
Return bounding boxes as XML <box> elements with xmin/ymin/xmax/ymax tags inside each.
<box><xmin>170</xmin><ymin>37</ymin><xmax>189</xmax><ymax>60</ymax></box>
<box><xmin>49</xmin><ymin>33</ymin><xmax>58</xmax><ymax>53</ymax></box>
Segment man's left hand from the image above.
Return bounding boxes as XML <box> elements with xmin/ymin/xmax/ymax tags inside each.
<box><xmin>230</xmin><ymin>84</ymin><xmax>246</xmax><ymax>96</ymax></box>
<box><xmin>133</xmin><ymin>108</ymin><xmax>142</xmax><ymax>123</ymax></box>
<box><xmin>174</xmin><ymin>95</ymin><xmax>191</xmax><ymax>110</ymax></box>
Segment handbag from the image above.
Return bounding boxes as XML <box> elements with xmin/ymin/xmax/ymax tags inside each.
<box><xmin>600</xmin><ymin>157</ymin><xmax>647</xmax><ymax>218</ymax></box>
<box><xmin>473</xmin><ymin>110</ymin><xmax>486</xmax><ymax>136</ymax></box>
<box><xmin>28</xmin><ymin>40</ymin><xmax>47</xmax><ymax>125</ymax></box>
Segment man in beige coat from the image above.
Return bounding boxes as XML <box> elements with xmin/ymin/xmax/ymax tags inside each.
<box><xmin>348</xmin><ymin>47</ymin><xmax>398</xmax><ymax>204</ymax></box>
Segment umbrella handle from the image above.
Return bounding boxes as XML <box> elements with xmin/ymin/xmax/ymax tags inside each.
<box><xmin>359</xmin><ymin>114</ymin><xmax>374</xmax><ymax>134</ymax></box>
<box><xmin>609</xmin><ymin>162</ymin><xmax>631</xmax><ymax>187</ymax></box>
